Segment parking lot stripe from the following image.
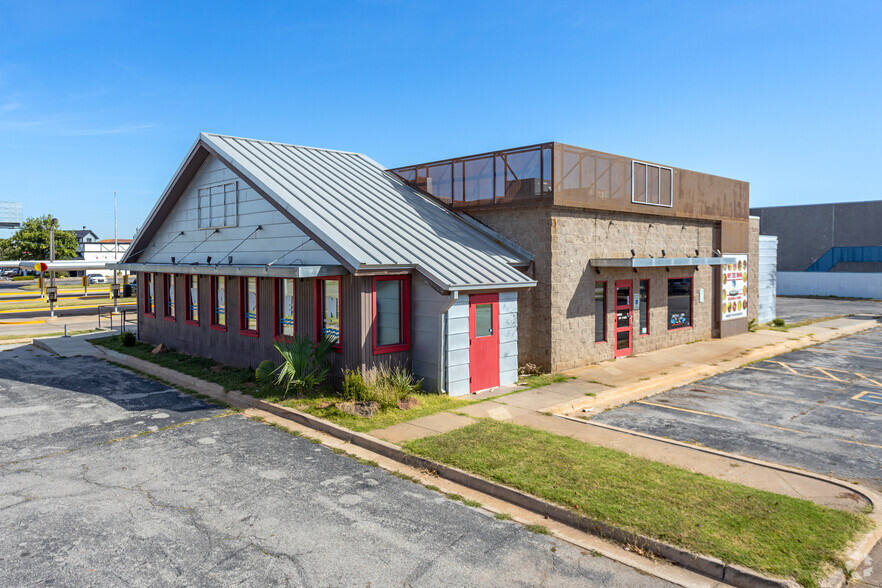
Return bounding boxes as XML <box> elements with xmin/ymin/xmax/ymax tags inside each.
<box><xmin>634</xmin><ymin>400</ymin><xmax>882</xmax><ymax>447</ymax></box>
<box><xmin>635</xmin><ymin>401</ymin><xmax>739</xmax><ymax>420</ymax></box>
<box><xmin>812</xmin><ymin>348</ymin><xmax>882</xmax><ymax>361</ymax></box>
<box><xmin>813</xmin><ymin>367</ymin><xmax>844</xmax><ymax>382</ymax></box>
<box><xmin>693</xmin><ymin>383</ymin><xmax>877</xmax><ymax>415</ymax></box>
<box><xmin>853</xmin><ymin>391</ymin><xmax>882</xmax><ymax>405</ymax></box>
<box><xmin>746</xmin><ymin>364</ymin><xmax>882</xmax><ymax>387</ymax></box>
<box><xmin>769</xmin><ymin>360</ymin><xmax>799</xmax><ymax>375</ymax></box>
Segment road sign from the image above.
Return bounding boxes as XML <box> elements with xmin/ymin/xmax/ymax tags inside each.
<box><xmin>34</xmin><ymin>262</ymin><xmax>48</xmax><ymax>272</ymax></box>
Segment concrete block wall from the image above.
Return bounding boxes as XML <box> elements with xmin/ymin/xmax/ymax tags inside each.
<box><xmin>549</xmin><ymin>210</ymin><xmax>716</xmax><ymax>371</ymax></box>
<box><xmin>470</xmin><ymin>207</ymin><xmax>552</xmax><ymax>369</ymax></box>
<box><xmin>748</xmin><ymin>216</ymin><xmax>760</xmax><ymax>324</ymax></box>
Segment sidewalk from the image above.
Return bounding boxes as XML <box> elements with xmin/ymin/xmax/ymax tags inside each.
<box><xmin>369</xmin><ymin>314</ymin><xmax>882</xmax><ymax>513</ymax></box>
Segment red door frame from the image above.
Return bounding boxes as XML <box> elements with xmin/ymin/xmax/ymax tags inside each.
<box><xmin>469</xmin><ymin>293</ymin><xmax>500</xmax><ymax>393</ymax></box>
<box><xmin>614</xmin><ymin>280</ymin><xmax>633</xmax><ymax>358</ymax></box>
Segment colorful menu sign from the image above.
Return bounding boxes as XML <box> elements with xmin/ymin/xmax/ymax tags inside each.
<box><xmin>722</xmin><ymin>254</ymin><xmax>747</xmax><ymax>321</ymax></box>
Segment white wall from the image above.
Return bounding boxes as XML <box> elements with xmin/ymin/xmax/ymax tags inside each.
<box><xmin>758</xmin><ymin>235</ymin><xmax>777</xmax><ymax>323</ymax></box>
<box><xmin>446</xmin><ymin>295</ymin><xmax>471</xmax><ymax>397</ymax></box>
<box><xmin>498</xmin><ymin>291</ymin><xmax>518</xmax><ymax>386</ymax></box>
<box><xmin>143</xmin><ymin>155</ymin><xmax>338</xmax><ymax>266</ymax></box>
<box><xmin>778</xmin><ymin>272</ymin><xmax>882</xmax><ymax>299</ymax></box>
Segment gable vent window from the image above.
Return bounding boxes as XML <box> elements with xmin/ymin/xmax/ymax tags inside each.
<box><xmin>632</xmin><ymin>161</ymin><xmax>673</xmax><ymax>207</ymax></box>
<box><xmin>198</xmin><ymin>181</ymin><xmax>238</xmax><ymax>229</ymax></box>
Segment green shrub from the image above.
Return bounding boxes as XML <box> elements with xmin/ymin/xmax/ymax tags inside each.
<box><xmin>119</xmin><ymin>331</ymin><xmax>136</xmax><ymax>347</ymax></box>
<box><xmin>255</xmin><ymin>360</ymin><xmax>276</xmax><ymax>385</ymax></box>
<box><xmin>342</xmin><ymin>368</ymin><xmax>370</xmax><ymax>402</ymax></box>
<box><xmin>272</xmin><ymin>334</ymin><xmax>334</xmax><ymax>398</ymax></box>
<box><xmin>771</xmin><ymin>318</ymin><xmax>786</xmax><ymax>327</ymax></box>
<box><xmin>340</xmin><ymin>365</ymin><xmax>422</xmax><ymax>409</ymax></box>
<box><xmin>11</xmin><ymin>276</ymin><xmax>34</xmax><ymax>281</ymax></box>
<box><xmin>747</xmin><ymin>318</ymin><xmax>757</xmax><ymax>332</ymax></box>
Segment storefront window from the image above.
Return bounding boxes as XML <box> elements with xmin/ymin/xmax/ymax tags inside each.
<box><xmin>211</xmin><ymin>276</ymin><xmax>226</xmax><ymax>329</ymax></box>
<box><xmin>164</xmin><ymin>274</ymin><xmax>175</xmax><ymax>319</ymax></box>
<box><xmin>239</xmin><ymin>277</ymin><xmax>258</xmax><ymax>334</ymax></box>
<box><xmin>144</xmin><ymin>273</ymin><xmax>154</xmax><ymax>316</ymax></box>
<box><xmin>594</xmin><ymin>281</ymin><xmax>606</xmax><ymax>343</ymax></box>
<box><xmin>667</xmin><ymin>278</ymin><xmax>692</xmax><ymax>330</ymax></box>
<box><xmin>317</xmin><ymin>277</ymin><xmax>341</xmax><ymax>348</ymax></box>
<box><xmin>186</xmin><ymin>275</ymin><xmax>199</xmax><ymax>324</ymax></box>
<box><xmin>639</xmin><ymin>279</ymin><xmax>649</xmax><ymax>335</ymax></box>
<box><xmin>275</xmin><ymin>278</ymin><xmax>295</xmax><ymax>338</ymax></box>
<box><xmin>373</xmin><ymin>275</ymin><xmax>410</xmax><ymax>353</ymax></box>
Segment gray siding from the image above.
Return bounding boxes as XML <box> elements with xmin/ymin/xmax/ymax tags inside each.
<box><xmin>498</xmin><ymin>291</ymin><xmax>518</xmax><ymax>386</ymax></box>
<box><xmin>446</xmin><ymin>295</ymin><xmax>470</xmax><ymax>397</ymax></box>
<box><xmin>143</xmin><ymin>155</ymin><xmax>337</xmax><ymax>267</ymax></box>
<box><xmin>411</xmin><ymin>277</ymin><xmax>446</xmax><ymax>393</ymax></box>
<box><xmin>758</xmin><ymin>236</ymin><xmax>777</xmax><ymax>323</ymax></box>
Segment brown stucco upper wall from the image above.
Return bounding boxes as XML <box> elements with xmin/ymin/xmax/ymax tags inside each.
<box><xmin>551</xmin><ymin>143</ymin><xmax>749</xmax><ymax>223</ymax></box>
<box><xmin>721</xmin><ymin>219</ymin><xmax>750</xmax><ymax>253</ymax></box>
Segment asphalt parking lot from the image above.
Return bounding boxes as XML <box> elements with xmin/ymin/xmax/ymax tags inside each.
<box><xmin>0</xmin><ymin>345</ymin><xmax>670</xmax><ymax>587</ymax></box>
<box><xmin>775</xmin><ymin>295</ymin><xmax>882</xmax><ymax>324</ymax></box>
<box><xmin>594</xmin><ymin>327</ymin><xmax>882</xmax><ymax>490</ymax></box>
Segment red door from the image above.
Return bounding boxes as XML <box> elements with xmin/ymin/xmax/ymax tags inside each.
<box><xmin>614</xmin><ymin>280</ymin><xmax>633</xmax><ymax>358</ymax></box>
<box><xmin>469</xmin><ymin>293</ymin><xmax>500</xmax><ymax>393</ymax></box>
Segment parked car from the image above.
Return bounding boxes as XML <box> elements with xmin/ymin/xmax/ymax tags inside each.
<box><xmin>87</xmin><ymin>273</ymin><xmax>108</xmax><ymax>284</ymax></box>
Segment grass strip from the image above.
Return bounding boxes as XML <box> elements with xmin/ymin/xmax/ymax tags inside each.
<box><xmin>517</xmin><ymin>373</ymin><xmax>575</xmax><ymax>389</ymax></box>
<box><xmin>0</xmin><ymin>296</ymin><xmax>134</xmax><ymax>312</ymax></box>
<box><xmin>403</xmin><ymin>419</ymin><xmax>870</xmax><ymax>587</ymax></box>
<box><xmin>0</xmin><ymin>328</ymin><xmax>101</xmax><ymax>341</ymax></box>
<box><xmin>93</xmin><ymin>335</ymin><xmax>473</xmax><ymax>433</ymax></box>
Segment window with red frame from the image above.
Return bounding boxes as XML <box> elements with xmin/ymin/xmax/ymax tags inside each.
<box><xmin>372</xmin><ymin>275</ymin><xmax>410</xmax><ymax>354</ymax></box>
<box><xmin>185</xmin><ymin>275</ymin><xmax>199</xmax><ymax>324</ymax></box>
<box><xmin>144</xmin><ymin>273</ymin><xmax>155</xmax><ymax>316</ymax></box>
<box><xmin>315</xmin><ymin>277</ymin><xmax>341</xmax><ymax>349</ymax></box>
<box><xmin>239</xmin><ymin>277</ymin><xmax>259</xmax><ymax>335</ymax></box>
<box><xmin>211</xmin><ymin>276</ymin><xmax>227</xmax><ymax>330</ymax></box>
<box><xmin>274</xmin><ymin>278</ymin><xmax>295</xmax><ymax>339</ymax></box>
<box><xmin>164</xmin><ymin>274</ymin><xmax>176</xmax><ymax>320</ymax></box>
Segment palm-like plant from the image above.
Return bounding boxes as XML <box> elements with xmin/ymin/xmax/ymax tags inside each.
<box><xmin>271</xmin><ymin>335</ymin><xmax>334</xmax><ymax>398</ymax></box>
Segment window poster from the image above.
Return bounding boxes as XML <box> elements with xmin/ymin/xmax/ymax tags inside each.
<box><xmin>721</xmin><ymin>255</ymin><xmax>748</xmax><ymax>321</ymax></box>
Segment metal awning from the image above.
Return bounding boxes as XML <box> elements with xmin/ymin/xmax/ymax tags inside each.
<box><xmin>591</xmin><ymin>256</ymin><xmax>737</xmax><ymax>268</ymax></box>
<box><xmin>112</xmin><ymin>262</ymin><xmax>348</xmax><ymax>278</ymax></box>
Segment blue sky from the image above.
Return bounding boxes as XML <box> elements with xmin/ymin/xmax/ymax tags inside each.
<box><xmin>1</xmin><ymin>1</ymin><xmax>880</xmax><ymax>239</ymax></box>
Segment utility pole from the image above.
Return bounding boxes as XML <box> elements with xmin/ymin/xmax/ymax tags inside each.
<box><xmin>113</xmin><ymin>191</ymin><xmax>119</xmax><ymax>313</ymax></box>
<box><xmin>49</xmin><ymin>220</ymin><xmax>55</xmax><ymax>318</ymax></box>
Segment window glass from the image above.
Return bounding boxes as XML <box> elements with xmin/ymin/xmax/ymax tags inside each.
<box><xmin>145</xmin><ymin>273</ymin><xmax>154</xmax><ymax>314</ymax></box>
<box><xmin>639</xmin><ymin>279</ymin><xmax>649</xmax><ymax>335</ymax></box>
<box><xmin>165</xmin><ymin>274</ymin><xmax>175</xmax><ymax>318</ymax></box>
<box><xmin>594</xmin><ymin>281</ymin><xmax>606</xmax><ymax>342</ymax></box>
<box><xmin>213</xmin><ymin>277</ymin><xmax>226</xmax><ymax>327</ymax></box>
<box><xmin>278</xmin><ymin>279</ymin><xmax>295</xmax><ymax>337</ymax></box>
<box><xmin>475</xmin><ymin>304</ymin><xmax>493</xmax><ymax>337</ymax></box>
<box><xmin>320</xmin><ymin>279</ymin><xmax>340</xmax><ymax>344</ymax></box>
<box><xmin>243</xmin><ymin>277</ymin><xmax>258</xmax><ymax>331</ymax></box>
<box><xmin>376</xmin><ymin>279</ymin><xmax>402</xmax><ymax>346</ymax></box>
<box><xmin>187</xmin><ymin>275</ymin><xmax>199</xmax><ymax>322</ymax></box>
<box><xmin>667</xmin><ymin>278</ymin><xmax>692</xmax><ymax>330</ymax></box>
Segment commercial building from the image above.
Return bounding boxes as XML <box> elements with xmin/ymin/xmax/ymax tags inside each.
<box><xmin>391</xmin><ymin>143</ymin><xmax>755</xmax><ymax>371</ymax></box>
<box><xmin>120</xmin><ymin>134</ymin><xmax>755</xmax><ymax>393</ymax></box>
<box><xmin>751</xmin><ymin>200</ymin><xmax>882</xmax><ymax>299</ymax></box>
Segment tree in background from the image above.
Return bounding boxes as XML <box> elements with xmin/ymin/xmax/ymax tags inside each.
<box><xmin>0</xmin><ymin>215</ymin><xmax>79</xmax><ymax>260</ymax></box>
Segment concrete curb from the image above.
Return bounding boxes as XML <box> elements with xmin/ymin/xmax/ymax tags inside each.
<box><xmin>547</xmin><ymin>317</ymin><xmax>882</xmax><ymax>416</ymax></box>
<box><xmin>93</xmin><ymin>346</ymin><xmax>813</xmax><ymax>588</ymax></box>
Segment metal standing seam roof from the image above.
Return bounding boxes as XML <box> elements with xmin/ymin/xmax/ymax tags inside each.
<box><xmin>192</xmin><ymin>133</ymin><xmax>535</xmax><ymax>291</ymax></box>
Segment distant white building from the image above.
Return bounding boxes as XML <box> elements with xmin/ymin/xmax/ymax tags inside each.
<box><xmin>83</xmin><ymin>239</ymin><xmax>131</xmax><ymax>263</ymax></box>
